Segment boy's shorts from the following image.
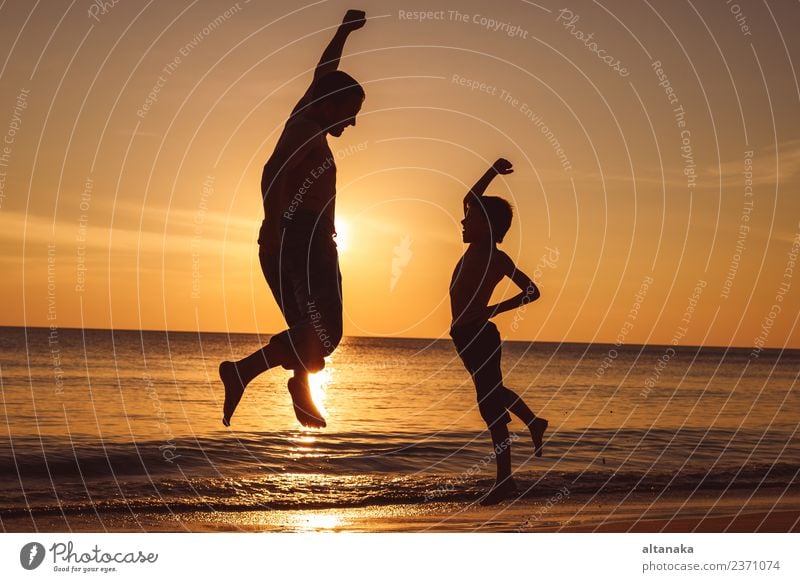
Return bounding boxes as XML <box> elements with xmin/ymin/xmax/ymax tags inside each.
<box><xmin>450</xmin><ymin>321</ymin><xmax>511</xmax><ymax>429</ymax></box>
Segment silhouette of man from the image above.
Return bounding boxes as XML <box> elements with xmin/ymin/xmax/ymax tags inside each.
<box><xmin>220</xmin><ymin>10</ymin><xmax>366</xmax><ymax>428</ymax></box>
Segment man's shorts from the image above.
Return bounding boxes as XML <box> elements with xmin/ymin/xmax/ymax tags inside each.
<box><xmin>258</xmin><ymin>212</ymin><xmax>343</xmax><ymax>370</ymax></box>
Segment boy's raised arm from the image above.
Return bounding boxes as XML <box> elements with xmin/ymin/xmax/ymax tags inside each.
<box><xmin>291</xmin><ymin>9</ymin><xmax>366</xmax><ymax>117</ymax></box>
<box><xmin>463</xmin><ymin>158</ymin><xmax>513</xmax><ymax>214</ymax></box>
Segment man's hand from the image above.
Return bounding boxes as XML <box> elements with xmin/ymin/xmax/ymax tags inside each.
<box><xmin>492</xmin><ymin>158</ymin><xmax>514</xmax><ymax>175</ymax></box>
<box><xmin>340</xmin><ymin>9</ymin><xmax>366</xmax><ymax>33</ymax></box>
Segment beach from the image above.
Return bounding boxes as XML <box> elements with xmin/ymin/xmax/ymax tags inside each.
<box><xmin>3</xmin><ymin>488</ymin><xmax>797</xmax><ymax>533</ymax></box>
<box><xmin>1</xmin><ymin>328</ymin><xmax>798</xmax><ymax>533</ymax></box>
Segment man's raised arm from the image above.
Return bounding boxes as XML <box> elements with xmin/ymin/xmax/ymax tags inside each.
<box><xmin>291</xmin><ymin>9</ymin><xmax>366</xmax><ymax>117</ymax></box>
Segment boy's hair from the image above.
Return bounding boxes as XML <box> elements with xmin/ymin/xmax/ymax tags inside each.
<box><xmin>472</xmin><ymin>196</ymin><xmax>513</xmax><ymax>243</ymax></box>
<box><xmin>312</xmin><ymin>71</ymin><xmax>365</xmax><ymax>105</ymax></box>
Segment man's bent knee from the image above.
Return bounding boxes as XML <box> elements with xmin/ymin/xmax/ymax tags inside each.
<box><xmin>320</xmin><ymin>327</ymin><xmax>342</xmax><ymax>357</ymax></box>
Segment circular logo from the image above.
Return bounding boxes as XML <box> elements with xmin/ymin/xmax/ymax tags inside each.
<box><xmin>20</xmin><ymin>542</ymin><xmax>46</xmax><ymax>570</ymax></box>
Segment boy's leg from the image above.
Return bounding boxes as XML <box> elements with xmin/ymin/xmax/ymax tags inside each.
<box><xmin>491</xmin><ymin>424</ymin><xmax>513</xmax><ymax>484</ymax></box>
<box><xmin>481</xmin><ymin>423</ymin><xmax>518</xmax><ymax>506</ymax></box>
<box><xmin>505</xmin><ymin>388</ymin><xmax>548</xmax><ymax>457</ymax></box>
<box><xmin>468</xmin><ymin>324</ymin><xmax>512</xmax><ymax>429</ymax></box>
<box><xmin>456</xmin><ymin>323</ymin><xmax>518</xmax><ymax>504</ymax></box>
<box><xmin>504</xmin><ymin>388</ymin><xmax>535</xmax><ymax>424</ymax></box>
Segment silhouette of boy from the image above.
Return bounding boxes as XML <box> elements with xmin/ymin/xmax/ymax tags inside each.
<box><xmin>449</xmin><ymin>158</ymin><xmax>549</xmax><ymax>505</ymax></box>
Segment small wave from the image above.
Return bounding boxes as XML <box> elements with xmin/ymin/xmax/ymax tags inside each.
<box><xmin>2</xmin><ymin>427</ymin><xmax>797</xmax><ymax>480</ymax></box>
<box><xmin>1</xmin><ymin>428</ymin><xmax>797</xmax><ymax>515</ymax></box>
<box><xmin>1</xmin><ymin>463</ymin><xmax>797</xmax><ymax>517</ymax></box>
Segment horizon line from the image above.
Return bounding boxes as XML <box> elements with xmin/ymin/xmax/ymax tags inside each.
<box><xmin>2</xmin><ymin>325</ymin><xmax>797</xmax><ymax>354</ymax></box>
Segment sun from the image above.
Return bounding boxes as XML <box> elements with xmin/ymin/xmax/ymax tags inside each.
<box><xmin>334</xmin><ymin>218</ymin><xmax>350</xmax><ymax>252</ymax></box>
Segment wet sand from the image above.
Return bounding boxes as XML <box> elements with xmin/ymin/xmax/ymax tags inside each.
<box><xmin>4</xmin><ymin>487</ymin><xmax>797</xmax><ymax>533</ymax></box>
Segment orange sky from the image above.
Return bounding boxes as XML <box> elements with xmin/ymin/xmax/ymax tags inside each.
<box><xmin>1</xmin><ymin>0</ymin><xmax>799</xmax><ymax>348</ymax></box>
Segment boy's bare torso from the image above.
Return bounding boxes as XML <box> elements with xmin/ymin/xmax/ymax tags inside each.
<box><xmin>450</xmin><ymin>246</ymin><xmax>511</xmax><ymax>327</ymax></box>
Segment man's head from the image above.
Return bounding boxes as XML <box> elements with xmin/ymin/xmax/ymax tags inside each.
<box><xmin>462</xmin><ymin>196</ymin><xmax>513</xmax><ymax>244</ymax></box>
<box><xmin>312</xmin><ymin>71</ymin><xmax>365</xmax><ymax>137</ymax></box>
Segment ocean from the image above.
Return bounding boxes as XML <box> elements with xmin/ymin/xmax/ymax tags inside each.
<box><xmin>1</xmin><ymin>327</ymin><xmax>798</xmax><ymax>530</ymax></box>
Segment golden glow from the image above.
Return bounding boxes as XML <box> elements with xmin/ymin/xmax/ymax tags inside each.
<box><xmin>290</xmin><ymin>513</ymin><xmax>342</xmax><ymax>531</ymax></box>
<box><xmin>334</xmin><ymin>218</ymin><xmax>351</xmax><ymax>252</ymax></box>
<box><xmin>1</xmin><ymin>3</ymin><xmax>798</xmax><ymax>349</ymax></box>
<box><xmin>307</xmin><ymin>365</ymin><xmax>332</xmax><ymax>417</ymax></box>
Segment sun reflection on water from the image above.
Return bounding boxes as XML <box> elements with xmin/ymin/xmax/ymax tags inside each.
<box><xmin>291</xmin><ymin>513</ymin><xmax>343</xmax><ymax>531</ymax></box>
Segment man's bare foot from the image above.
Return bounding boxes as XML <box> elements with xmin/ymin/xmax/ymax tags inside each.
<box><xmin>220</xmin><ymin>361</ymin><xmax>245</xmax><ymax>427</ymax></box>
<box><xmin>530</xmin><ymin>417</ymin><xmax>548</xmax><ymax>457</ymax></box>
<box><xmin>480</xmin><ymin>478</ymin><xmax>518</xmax><ymax>506</ymax></box>
<box><xmin>287</xmin><ymin>376</ymin><xmax>326</xmax><ymax>428</ymax></box>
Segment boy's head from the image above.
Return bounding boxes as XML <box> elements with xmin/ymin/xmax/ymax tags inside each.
<box><xmin>462</xmin><ymin>196</ymin><xmax>513</xmax><ymax>244</ymax></box>
<box><xmin>312</xmin><ymin>71</ymin><xmax>365</xmax><ymax>137</ymax></box>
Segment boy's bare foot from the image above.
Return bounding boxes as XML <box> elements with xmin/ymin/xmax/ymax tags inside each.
<box><xmin>480</xmin><ymin>478</ymin><xmax>518</xmax><ymax>506</ymax></box>
<box><xmin>530</xmin><ymin>417</ymin><xmax>548</xmax><ymax>457</ymax></box>
<box><xmin>220</xmin><ymin>361</ymin><xmax>246</xmax><ymax>427</ymax></box>
<box><xmin>287</xmin><ymin>376</ymin><xmax>326</xmax><ymax>428</ymax></box>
